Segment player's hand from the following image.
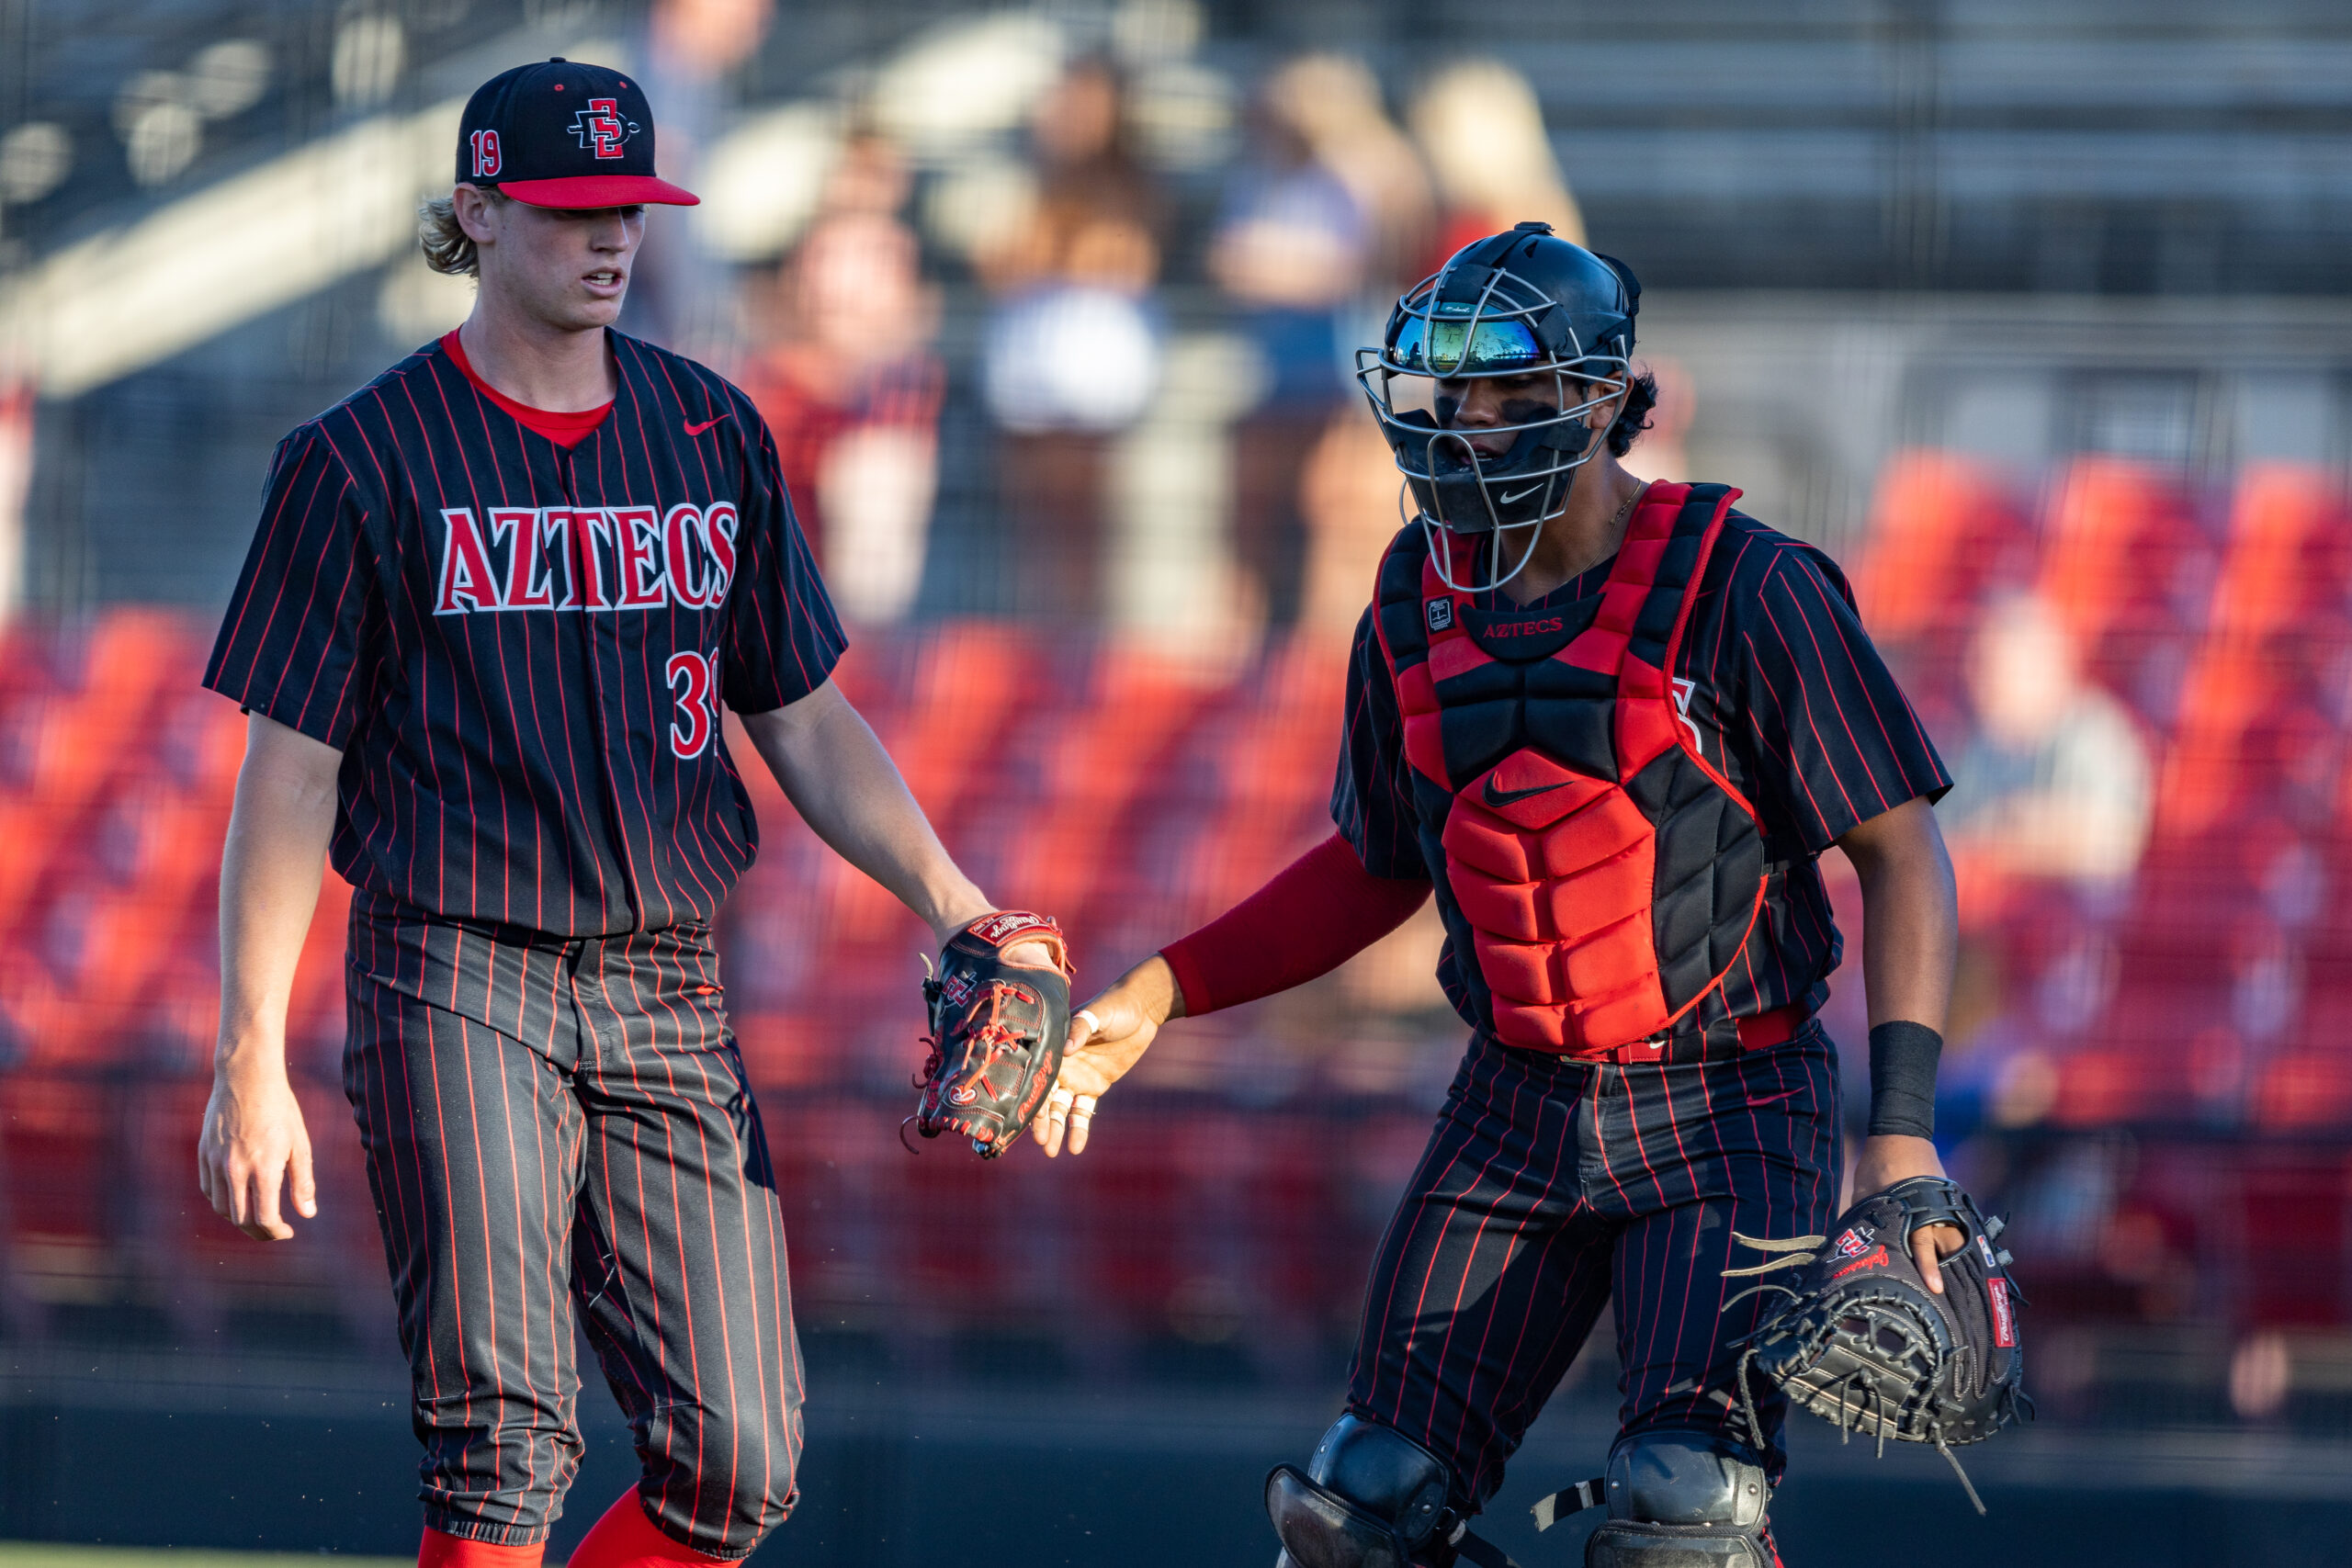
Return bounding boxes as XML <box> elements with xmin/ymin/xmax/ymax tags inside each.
<box><xmin>1850</xmin><ymin>1134</ymin><xmax>1965</xmax><ymax>1294</ymax></box>
<box><xmin>928</xmin><ymin>905</ymin><xmax>1057</xmax><ymax>974</ymax></box>
<box><xmin>198</xmin><ymin>1055</ymin><xmax>317</xmax><ymax>1242</ymax></box>
<box><xmin>1035</xmin><ymin>954</ymin><xmax>1183</xmax><ymax>1158</ymax></box>
<box><xmin>1000</xmin><ymin>939</ymin><xmax>1058</xmax><ymax>970</ymax></box>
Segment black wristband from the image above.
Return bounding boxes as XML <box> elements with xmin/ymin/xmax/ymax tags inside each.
<box><xmin>1867</xmin><ymin>1021</ymin><xmax>1943</xmax><ymax>1139</ymax></box>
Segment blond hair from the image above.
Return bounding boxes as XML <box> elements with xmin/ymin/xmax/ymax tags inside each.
<box><xmin>418</xmin><ymin>187</ymin><xmax>509</xmax><ymax>277</ymax></box>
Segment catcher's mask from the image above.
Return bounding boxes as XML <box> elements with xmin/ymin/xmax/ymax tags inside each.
<box><xmin>1356</xmin><ymin>222</ymin><xmax>1637</xmax><ymax>594</ymax></box>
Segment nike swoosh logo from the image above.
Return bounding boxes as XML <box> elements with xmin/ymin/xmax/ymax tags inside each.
<box><xmin>684</xmin><ymin>415</ymin><xmax>728</xmax><ymax>436</ymax></box>
<box><xmin>1483</xmin><ymin>774</ymin><xmax>1568</xmax><ymax>808</ymax></box>
<box><xmin>1498</xmin><ymin>483</ymin><xmax>1544</xmax><ymax>504</ymax></box>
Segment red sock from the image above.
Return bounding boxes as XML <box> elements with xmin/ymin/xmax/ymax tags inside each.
<box><xmin>418</xmin><ymin>1529</ymin><xmax>546</xmax><ymax>1568</ymax></box>
<box><xmin>564</xmin><ymin>1489</ymin><xmax>730</xmax><ymax>1568</ymax></box>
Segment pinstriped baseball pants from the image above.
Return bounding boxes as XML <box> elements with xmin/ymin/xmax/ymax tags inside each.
<box><xmin>342</xmin><ymin>891</ymin><xmax>803</xmax><ymax>1555</ymax></box>
<box><xmin>1345</xmin><ymin>1024</ymin><xmax>1843</xmax><ymax>1515</ymax></box>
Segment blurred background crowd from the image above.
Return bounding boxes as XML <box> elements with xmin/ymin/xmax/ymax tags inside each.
<box><xmin>0</xmin><ymin>1</ymin><xmax>2350</xmax><ymax>1563</ymax></box>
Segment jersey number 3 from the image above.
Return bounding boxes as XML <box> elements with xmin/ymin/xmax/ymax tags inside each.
<box><xmin>668</xmin><ymin>650</ymin><xmax>720</xmax><ymax>759</ymax></box>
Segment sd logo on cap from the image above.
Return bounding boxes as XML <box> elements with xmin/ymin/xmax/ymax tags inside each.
<box><xmin>456</xmin><ymin>57</ymin><xmax>697</xmax><ymax>208</ymax></box>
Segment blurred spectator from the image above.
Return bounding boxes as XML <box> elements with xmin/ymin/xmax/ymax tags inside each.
<box><xmin>1296</xmin><ymin>409</ymin><xmax>1403</xmax><ymax>642</ymax></box>
<box><xmin>741</xmin><ymin>135</ymin><xmax>944</xmax><ymax>625</ymax></box>
<box><xmin>1940</xmin><ymin>592</ymin><xmax>2154</xmax><ymax>887</ymax></box>
<box><xmin>977</xmin><ymin>57</ymin><xmax>1167</xmax><ymax>622</ymax></box>
<box><xmin>624</xmin><ymin>0</ymin><xmax>775</xmax><ymax>357</ymax></box>
<box><xmin>1408</xmin><ymin>60</ymin><xmax>1585</xmax><ymax>271</ymax></box>
<box><xmin>1212</xmin><ymin>59</ymin><xmax>1395</xmax><ymax>633</ymax></box>
<box><xmin>1261</xmin><ymin>56</ymin><xmax>1433</xmax><ymax>293</ymax></box>
<box><xmin>652</xmin><ymin>0</ymin><xmax>770</xmax><ymax>72</ymax></box>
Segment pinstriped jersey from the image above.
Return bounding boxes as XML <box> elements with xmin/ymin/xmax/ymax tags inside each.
<box><xmin>204</xmin><ymin>330</ymin><xmax>846</xmax><ymax>937</ymax></box>
<box><xmin>1333</xmin><ymin>510</ymin><xmax>1950</xmax><ymax>1035</ymax></box>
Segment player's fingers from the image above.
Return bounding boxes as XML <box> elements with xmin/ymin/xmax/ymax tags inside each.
<box><xmin>230</xmin><ymin>1172</ymin><xmax>276</xmax><ymax>1241</ymax></box>
<box><xmin>249</xmin><ymin>1154</ymin><xmax>294</xmax><ymax>1242</ymax></box>
<box><xmin>1913</xmin><ymin>1229</ymin><xmax>1944</xmax><ymax>1294</ymax></box>
<box><xmin>1069</xmin><ymin>1009</ymin><xmax>1101</xmax><ymax>1051</ymax></box>
<box><xmin>1002</xmin><ymin>938</ymin><xmax>1057</xmax><ymax>970</ymax></box>
<box><xmin>1067</xmin><ymin>1094</ymin><xmax>1097</xmax><ymax>1156</ymax></box>
<box><xmin>290</xmin><ymin>1134</ymin><xmax>319</xmax><ymax>1220</ymax></box>
<box><xmin>1037</xmin><ymin>1087</ymin><xmax>1074</xmax><ymax>1156</ymax></box>
<box><xmin>220</xmin><ymin>1154</ymin><xmax>253</xmax><ymax>1227</ymax></box>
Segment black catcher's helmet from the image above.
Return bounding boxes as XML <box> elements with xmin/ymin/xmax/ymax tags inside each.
<box><xmin>1357</xmin><ymin>222</ymin><xmax>1638</xmax><ymax>592</ymax></box>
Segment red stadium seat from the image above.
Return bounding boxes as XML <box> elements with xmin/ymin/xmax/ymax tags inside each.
<box><xmin>893</xmin><ymin>620</ymin><xmax>1040</xmax><ymax>811</ymax></box>
<box><xmin>137</xmin><ymin>956</ymin><xmax>225</xmax><ymax>1075</ymax></box>
<box><xmin>1849</xmin><ymin>451</ymin><xmax>2034</xmax><ymax>641</ymax></box>
<box><xmin>22</xmin><ymin>889</ymin><xmax>193</xmax><ymax>1064</ymax></box>
<box><xmin>978</xmin><ymin>652</ymin><xmax>1219</xmax><ymax>931</ymax></box>
<box><xmin>0</xmin><ymin>797</ymin><xmax>62</xmax><ymax>914</ymax></box>
<box><xmin>2034</xmin><ymin>458</ymin><xmax>2218</xmax><ymax>729</ymax></box>
<box><xmin>2036</xmin><ymin>459</ymin><xmax>2209</xmax><ymax>635</ymax></box>
<box><xmin>2209</xmin><ymin>465</ymin><xmax>2352</xmax><ymax>644</ymax></box>
<box><xmin>5</xmin><ymin>693</ymin><xmax>137</xmax><ymax>811</ymax></box>
<box><xmin>74</xmin><ymin>610</ymin><xmax>198</xmax><ymax>705</ymax></box>
<box><xmin>155</xmin><ymin>686</ymin><xmax>251</xmax><ymax>805</ymax></box>
<box><xmin>2162</xmin><ymin>642</ymin><xmax>2341</xmax><ymax>838</ymax></box>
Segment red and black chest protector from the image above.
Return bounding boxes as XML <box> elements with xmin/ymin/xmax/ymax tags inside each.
<box><xmin>1373</xmin><ymin>482</ymin><xmax>1770</xmax><ymax>1056</ymax></box>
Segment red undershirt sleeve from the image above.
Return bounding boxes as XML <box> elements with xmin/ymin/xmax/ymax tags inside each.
<box><xmin>1159</xmin><ymin>832</ymin><xmax>1432</xmax><ymax>1017</ymax></box>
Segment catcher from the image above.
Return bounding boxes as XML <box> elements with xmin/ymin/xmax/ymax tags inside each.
<box><xmin>1039</xmin><ymin>226</ymin><xmax>2008</xmax><ymax>1567</ymax></box>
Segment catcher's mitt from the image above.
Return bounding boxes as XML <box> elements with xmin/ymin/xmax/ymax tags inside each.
<box><xmin>1725</xmin><ymin>1175</ymin><xmax>2029</xmax><ymax>1513</ymax></box>
<box><xmin>910</xmin><ymin>911</ymin><xmax>1073</xmax><ymax>1159</ymax></box>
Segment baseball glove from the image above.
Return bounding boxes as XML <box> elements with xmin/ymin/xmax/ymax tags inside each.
<box><xmin>1725</xmin><ymin>1175</ymin><xmax>2030</xmax><ymax>1513</ymax></box>
<box><xmin>910</xmin><ymin>911</ymin><xmax>1074</xmax><ymax>1159</ymax></box>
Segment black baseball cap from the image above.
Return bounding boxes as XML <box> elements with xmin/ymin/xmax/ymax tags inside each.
<box><xmin>455</xmin><ymin>58</ymin><xmax>697</xmax><ymax>209</ymax></box>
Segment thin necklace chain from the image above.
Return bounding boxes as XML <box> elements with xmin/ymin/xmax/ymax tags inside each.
<box><xmin>1610</xmin><ymin>478</ymin><xmax>1649</xmax><ymax>534</ymax></box>
<box><xmin>1488</xmin><ymin>478</ymin><xmax>1651</xmax><ymax>610</ymax></box>
<box><xmin>1572</xmin><ymin>479</ymin><xmax>1649</xmax><ymax>591</ymax></box>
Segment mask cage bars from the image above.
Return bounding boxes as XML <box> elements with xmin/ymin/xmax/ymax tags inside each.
<box><xmin>1355</xmin><ymin>260</ymin><xmax>1631</xmax><ymax>595</ymax></box>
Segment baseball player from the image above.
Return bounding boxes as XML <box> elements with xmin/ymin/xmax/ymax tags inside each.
<box><xmin>1041</xmin><ymin>226</ymin><xmax>1965</xmax><ymax>1566</ymax></box>
<box><xmin>195</xmin><ymin>60</ymin><xmax>1057</xmax><ymax>1568</ymax></box>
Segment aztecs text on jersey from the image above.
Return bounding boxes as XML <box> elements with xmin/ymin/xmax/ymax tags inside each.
<box><xmin>1373</xmin><ymin>483</ymin><xmax>1768</xmax><ymax>1055</ymax></box>
<box><xmin>432</xmin><ymin>501</ymin><xmax>740</xmax><ymax>619</ymax></box>
<box><xmin>205</xmin><ymin>332</ymin><xmax>846</xmax><ymax>938</ymax></box>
